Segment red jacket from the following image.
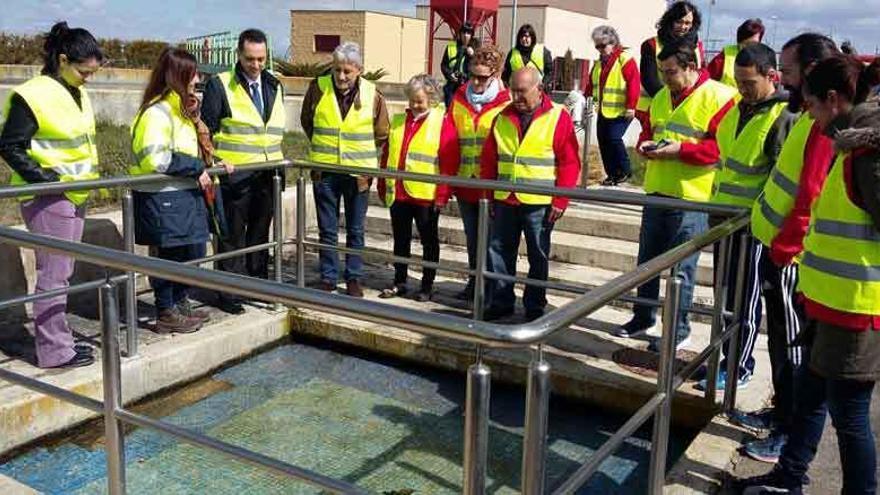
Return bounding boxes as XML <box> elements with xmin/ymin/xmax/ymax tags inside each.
<box><xmin>480</xmin><ymin>93</ymin><xmax>581</xmax><ymax>210</ymax></box>
<box><xmin>802</xmin><ymin>150</ymin><xmax>880</xmax><ymax>331</ymax></box>
<box><xmin>769</xmin><ymin>122</ymin><xmax>836</xmax><ymax>265</ymax></box>
<box><xmin>707</xmin><ymin>51</ymin><xmax>725</xmax><ymax>82</ymax></box>
<box><xmin>448</xmin><ymin>85</ymin><xmax>512</xmax><ymax>204</ymax></box>
<box><xmin>378</xmin><ymin>109</ymin><xmax>459</xmax><ymax>207</ymax></box>
<box><xmin>584</xmin><ymin>47</ymin><xmax>641</xmax><ymax>112</ymax></box>
<box><xmin>637</xmin><ymin>70</ymin><xmax>736</xmax><ymax>166</ymax></box>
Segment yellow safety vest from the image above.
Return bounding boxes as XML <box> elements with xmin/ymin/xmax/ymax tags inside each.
<box><xmin>720</xmin><ymin>44</ymin><xmax>739</xmax><ymax>88</ymax></box>
<box><xmin>750</xmin><ymin>113</ymin><xmax>815</xmax><ymax>247</ymax></box>
<box><xmin>129</xmin><ymin>91</ymin><xmax>200</xmax><ymax>188</ymax></box>
<box><xmin>445</xmin><ymin>42</ymin><xmax>467</xmax><ymax>74</ymax></box>
<box><xmin>383</xmin><ymin>106</ymin><xmax>445</xmax><ymax>206</ymax></box>
<box><xmin>212</xmin><ymin>71</ymin><xmax>285</xmax><ymax>166</ymax></box>
<box><xmin>450</xmin><ymin>95</ymin><xmax>509</xmax><ymax>180</ymax></box>
<box><xmin>799</xmin><ymin>152</ymin><xmax>880</xmax><ymax>315</ymax></box>
<box><xmin>644</xmin><ymin>80</ymin><xmax>737</xmax><ymax>201</ymax></box>
<box><xmin>591</xmin><ymin>51</ymin><xmax>632</xmax><ymax>119</ymax></box>
<box><xmin>308</xmin><ymin>74</ymin><xmax>378</xmax><ymax>169</ymax></box>
<box><xmin>637</xmin><ymin>37</ymin><xmax>705</xmax><ymax>112</ymax></box>
<box><xmin>493</xmin><ymin>103</ymin><xmax>564</xmax><ymax>205</ymax></box>
<box><xmin>510</xmin><ymin>44</ymin><xmax>546</xmax><ymax>75</ymax></box>
<box><xmin>712</xmin><ymin>101</ymin><xmax>787</xmax><ymax>207</ymax></box>
<box><xmin>4</xmin><ymin>75</ymin><xmax>99</xmax><ymax>205</ymax></box>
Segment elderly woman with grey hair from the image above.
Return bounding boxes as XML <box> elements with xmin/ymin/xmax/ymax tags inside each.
<box><xmin>586</xmin><ymin>25</ymin><xmax>640</xmax><ymax>186</ymax></box>
<box><xmin>377</xmin><ymin>73</ymin><xmax>459</xmax><ymax>301</ymax></box>
<box><xmin>300</xmin><ymin>41</ymin><xmax>390</xmax><ymax>297</ymax></box>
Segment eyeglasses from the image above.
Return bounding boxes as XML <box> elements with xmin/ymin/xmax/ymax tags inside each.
<box><xmin>471</xmin><ymin>74</ymin><xmax>491</xmax><ymax>83</ymax></box>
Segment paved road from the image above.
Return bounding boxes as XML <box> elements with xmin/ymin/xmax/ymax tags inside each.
<box><xmin>724</xmin><ymin>383</ymin><xmax>880</xmax><ymax>493</ymax></box>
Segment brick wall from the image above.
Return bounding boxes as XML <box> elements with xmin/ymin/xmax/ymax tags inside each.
<box><xmin>290</xmin><ymin>11</ymin><xmax>367</xmax><ymax>66</ymax></box>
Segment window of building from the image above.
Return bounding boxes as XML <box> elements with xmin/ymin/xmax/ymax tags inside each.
<box><xmin>314</xmin><ymin>35</ymin><xmax>341</xmax><ymax>53</ymax></box>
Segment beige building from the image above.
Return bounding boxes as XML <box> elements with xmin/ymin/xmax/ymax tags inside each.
<box><xmin>290</xmin><ymin>10</ymin><xmax>427</xmax><ymax>84</ymax></box>
<box><xmin>417</xmin><ymin>0</ymin><xmax>666</xmax><ymax>81</ymax></box>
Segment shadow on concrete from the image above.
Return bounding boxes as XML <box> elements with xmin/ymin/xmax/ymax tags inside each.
<box><xmin>68</xmin><ymin>218</ymin><xmax>125</xmax><ymax>320</ymax></box>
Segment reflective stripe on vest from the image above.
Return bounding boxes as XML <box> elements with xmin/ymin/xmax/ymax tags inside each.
<box><xmin>712</xmin><ymin>101</ymin><xmax>787</xmax><ymax>207</ymax></box>
<box><xmin>591</xmin><ymin>51</ymin><xmax>632</xmax><ymax>119</ymax></box>
<box><xmin>750</xmin><ymin>112</ymin><xmax>815</xmax><ymax>247</ymax></box>
<box><xmin>445</xmin><ymin>42</ymin><xmax>467</xmax><ymax>74</ymax></box>
<box><xmin>5</xmin><ymin>75</ymin><xmax>99</xmax><ymax>205</ymax></box>
<box><xmin>644</xmin><ymin>79</ymin><xmax>738</xmax><ymax>201</ymax></box>
<box><xmin>799</xmin><ymin>152</ymin><xmax>880</xmax><ymax>314</ymax></box>
<box><xmin>308</xmin><ymin>75</ymin><xmax>378</xmax><ymax>169</ymax></box>
<box><xmin>720</xmin><ymin>45</ymin><xmax>739</xmax><ymax>88</ymax></box>
<box><xmin>493</xmin><ymin>103</ymin><xmax>564</xmax><ymax>205</ymax></box>
<box><xmin>451</xmin><ymin>95</ymin><xmax>509</xmax><ymax>180</ymax></box>
<box><xmin>510</xmin><ymin>44</ymin><xmax>546</xmax><ymax>75</ymax></box>
<box><xmin>637</xmin><ymin>37</ymin><xmax>705</xmax><ymax>112</ymax></box>
<box><xmin>384</xmin><ymin>106</ymin><xmax>445</xmax><ymax>206</ymax></box>
<box><xmin>129</xmin><ymin>91</ymin><xmax>200</xmax><ymax>192</ymax></box>
<box><xmin>212</xmin><ymin>71</ymin><xmax>286</xmax><ymax>166</ymax></box>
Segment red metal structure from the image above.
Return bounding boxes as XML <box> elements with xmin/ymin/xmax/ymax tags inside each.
<box><xmin>426</xmin><ymin>0</ymin><xmax>499</xmax><ymax>73</ymax></box>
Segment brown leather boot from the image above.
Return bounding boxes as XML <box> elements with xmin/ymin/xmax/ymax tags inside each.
<box><xmin>346</xmin><ymin>279</ymin><xmax>364</xmax><ymax>298</ymax></box>
<box><xmin>155</xmin><ymin>308</ymin><xmax>202</xmax><ymax>334</ymax></box>
<box><xmin>177</xmin><ymin>298</ymin><xmax>211</xmax><ymax>323</ymax></box>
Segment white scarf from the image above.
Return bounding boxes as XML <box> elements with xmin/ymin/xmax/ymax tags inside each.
<box><xmin>466</xmin><ymin>79</ymin><xmax>501</xmax><ymax>112</ymax></box>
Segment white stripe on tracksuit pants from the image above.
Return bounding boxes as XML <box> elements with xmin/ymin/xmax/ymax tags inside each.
<box><xmin>718</xmin><ymin>234</ymin><xmax>803</xmax><ymax>426</ymax></box>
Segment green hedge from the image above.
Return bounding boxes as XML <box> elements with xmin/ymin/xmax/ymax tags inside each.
<box><xmin>0</xmin><ymin>33</ymin><xmax>177</xmax><ymax>69</ymax></box>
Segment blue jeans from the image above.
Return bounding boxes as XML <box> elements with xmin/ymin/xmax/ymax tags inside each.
<box><xmin>487</xmin><ymin>203</ymin><xmax>553</xmax><ymax>315</ymax></box>
<box><xmin>597</xmin><ymin>115</ymin><xmax>632</xmax><ymax>179</ymax></box>
<box><xmin>151</xmin><ymin>243</ymin><xmax>206</xmax><ymax>311</ymax></box>
<box><xmin>631</xmin><ymin>203</ymin><xmax>708</xmax><ymax>341</ymax></box>
<box><xmin>778</xmin><ymin>360</ymin><xmax>877</xmax><ymax>493</ymax></box>
<box><xmin>313</xmin><ymin>172</ymin><xmax>369</xmax><ymax>282</ymax></box>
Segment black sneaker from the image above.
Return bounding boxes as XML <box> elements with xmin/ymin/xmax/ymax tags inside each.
<box><xmin>601</xmin><ymin>176</ymin><xmax>617</xmax><ymax>187</ymax></box>
<box><xmin>50</xmin><ymin>352</ymin><xmax>95</xmax><ymax>369</ymax></box>
<box><xmin>733</xmin><ymin>468</ymin><xmax>804</xmax><ymax>494</ymax></box>
<box><xmin>614</xmin><ymin>172</ymin><xmax>632</xmax><ymax>185</ymax></box>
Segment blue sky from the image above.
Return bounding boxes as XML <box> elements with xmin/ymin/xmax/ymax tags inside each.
<box><xmin>2</xmin><ymin>0</ymin><xmax>879</xmax><ymax>56</ymax></box>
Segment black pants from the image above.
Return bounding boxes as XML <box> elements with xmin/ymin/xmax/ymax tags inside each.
<box><xmin>390</xmin><ymin>202</ymin><xmax>439</xmax><ymax>290</ymax></box>
<box><xmin>217</xmin><ymin>171</ymin><xmax>275</xmax><ymax>297</ymax></box>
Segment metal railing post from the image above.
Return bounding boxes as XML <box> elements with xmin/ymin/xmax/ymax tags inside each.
<box><xmin>121</xmin><ymin>190</ymin><xmax>138</xmax><ymax>358</ymax></box>
<box><xmin>296</xmin><ymin>174</ymin><xmax>306</xmax><ymax>289</ymax></box>
<box><xmin>647</xmin><ymin>274</ymin><xmax>682</xmax><ymax>494</ymax></box>
<box><xmin>273</xmin><ymin>171</ymin><xmax>284</xmax><ymax>309</ymax></box>
<box><xmin>99</xmin><ymin>282</ymin><xmax>127</xmax><ymax>495</ymax></box>
<box><xmin>521</xmin><ymin>345</ymin><xmax>551</xmax><ymax>495</ymax></box>
<box><xmin>723</xmin><ymin>231</ymin><xmax>751</xmax><ymax>413</ymax></box>
<box><xmin>705</xmin><ymin>235</ymin><xmax>731</xmax><ymax>400</ymax></box>
<box><xmin>462</xmin><ymin>351</ymin><xmax>491</xmax><ymax>495</ymax></box>
<box><xmin>580</xmin><ymin>96</ymin><xmax>594</xmax><ymax>188</ymax></box>
<box><xmin>473</xmin><ymin>198</ymin><xmax>490</xmax><ymax>320</ymax></box>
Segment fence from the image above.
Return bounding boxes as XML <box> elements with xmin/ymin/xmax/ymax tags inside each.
<box><xmin>0</xmin><ymin>160</ymin><xmax>750</xmax><ymax>494</ymax></box>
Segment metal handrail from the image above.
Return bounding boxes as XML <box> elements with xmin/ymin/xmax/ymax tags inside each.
<box><xmin>0</xmin><ymin>157</ymin><xmax>751</xmax><ymax>494</ymax></box>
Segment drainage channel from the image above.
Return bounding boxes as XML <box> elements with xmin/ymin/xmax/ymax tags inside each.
<box><xmin>0</xmin><ymin>339</ymin><xmax>697</xmax><ymax>494</ymax></box>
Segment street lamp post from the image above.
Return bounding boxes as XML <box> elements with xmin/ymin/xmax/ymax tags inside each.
<box><xmin>771</xmin><ymin>15</ymin><xmax>779</xmax><ymax>49</ymax></box>
<box><xmin>510</xmin><ymin>0</ymin><xmax>518</xmax><ymax>50</ymax></box>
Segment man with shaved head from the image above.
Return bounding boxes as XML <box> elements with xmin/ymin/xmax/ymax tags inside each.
<box><xmin>480</xmin><ymin>67</ymin><xmax>581</xmax><ymax>321</ymax></box>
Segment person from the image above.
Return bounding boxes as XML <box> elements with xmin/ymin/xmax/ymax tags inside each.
<box><xmin>441</xmin><ymin>22</ymin><xmax>475</xmax><ymax>107</ymax></box>
<box><xmin>481</xmin><ymin>67</ymin><xmax>581</xmax><ymax>321</ymax></box>
<box><xmin>300</xmin><ymin>42</ymin><xmax>390</xmax><ymax>297</ymax></box>
<box><xmin>448</xmin><ymin>44</ymin><xmax>511</xmax><ymax>301</ymax></box>
<box><xmin>585</xmin><ymin>25</ymin><xmax>640</xmax><ymax>186</ymax></box>
<box><xmin>735</xmin><ymin>54</ymin><xmax>880</xmax><ymax>495</ymax></box>
<box><xmin>727</xmin><ymin>34</ymin><xmax>839</xmax><ymax>463</ymax></box>
<box><xmin>502</xmin><ymin>24</ymin><xmax>554</xmax><ymax>88</ymax></box>
<box><xmin>202</xmin><ymin>28</ymin><xmax>286</xmax><ymax>315</ymax></box>
<box><xmin>707</xmin><ymin>18</ymin><xmax>765</xmax><ymax>88</ymax></box>
<box><xmin>0</xmin><ymin>22</ymin><xmax>102</xmax><ymax>368</ymax></box>
<box><xmin>377</xmin><ymin>74</ymin><xmax>457</xmax><ymax>301</ymax></box>
<box><xmin>636</xmin><ymin>1</ymin><xmax>706</xmax><ymax>127</ymax></box>
<box><xmin>615</xmin><ymin>44</ymin><xmax>737</xmax><ymax>352</ymax></box>
<box><xmin>702</xmin><ymin>43</ymin><xmax>800</xmax><ymax>463</ymax></box>
<box><xmin>130</xmin><ymin>48</ymin><xmax>221</xmax><ymax>334</ymax></box>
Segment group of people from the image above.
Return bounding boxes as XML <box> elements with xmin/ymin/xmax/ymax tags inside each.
<box><xmin>587</xmin><ymin>1</ymin><xmax>880</xmax><ymax>493</ymax></box>
<box><xmin>1</xmin><ymin>3</ymin><xmax>880</xmax><ymax>492</ymax></box>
